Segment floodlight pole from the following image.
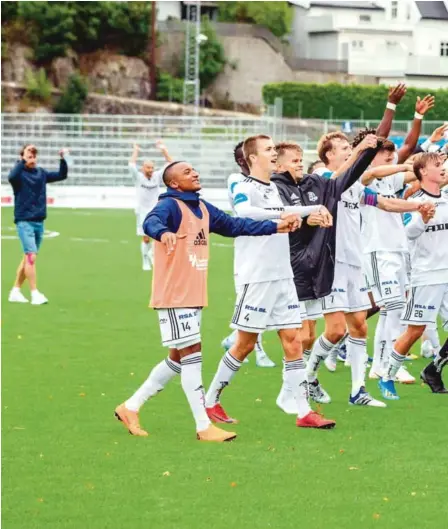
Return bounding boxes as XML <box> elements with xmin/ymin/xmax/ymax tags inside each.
<box><xmin>183</xmin><ymin>0</ymin><xmax>201</xmax><ymax>114</ymax></box>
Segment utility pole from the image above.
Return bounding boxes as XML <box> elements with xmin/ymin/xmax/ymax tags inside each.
<box><xmin>183</xmin><ymin>0</ymin><xmax>201</xmax><ymax>113</ymax></box>
<box><xmin>149</xmin><ymin>0</ymin><xmax>157</xmax><ymax>100</ymax></box>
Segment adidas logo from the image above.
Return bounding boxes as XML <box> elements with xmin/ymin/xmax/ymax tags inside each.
<box><xmin>194</xmin><ymin>229</ymin><xmax>208</xmax><ymax>246</ymax></box>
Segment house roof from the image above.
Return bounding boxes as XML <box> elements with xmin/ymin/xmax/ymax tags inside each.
<box><xmin>415</xmin><ymin>1</ymin><xmax>448</xmax><ymax>20</ymax></box>
<box><xmin>309</xmin><ymin>1</ymin><xmax>384</xmax><ymax>10</ymax></box>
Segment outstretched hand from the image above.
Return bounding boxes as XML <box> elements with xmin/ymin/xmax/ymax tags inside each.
<box><xmin>429</xmin><ymin>123</ymin><xmax>448</xmax><ymax>143</ymax></box>
<box><xmin>161</xmin><ymin>232</ymin><xmax>187</xmax><ymax>254</ymax></box>
<box><xmin>416</xmin><ymin>95</ymin><xmax>435</xmax><ymax>115</ymax></box>
<box><xmin>388</xmin><ymin>83</ymin><xmax>407</xmax><ymax>105</ymax></box>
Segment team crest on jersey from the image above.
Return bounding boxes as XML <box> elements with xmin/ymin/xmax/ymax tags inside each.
<box><xmin>307</xmin><ymin>191</ymin><xmax>318</xmax><ymax>202</ymax></box>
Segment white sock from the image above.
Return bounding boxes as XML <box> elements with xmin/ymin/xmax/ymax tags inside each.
<box><xmin>327</xmin><ymin>346</ymin><xmax>338</xmax><ymax>365</ymax></box>
<box><xmin>307</xmin><ymin>335</ymin><xmax>336</xmax><ymax>383</ymax></box>
<box><xmin>384</xmin><ymin>349</ymin><xmax>406</xmax><ymax>381</ymax></box>
<box><xmin>180</xmin><ymin>352</ymin><xmax>210</xmax><ymax>432</ymax></box>
<box><xmin>303</xmin><ymin>349</ymin><xmax>311</xmax><ymax>363</ymax></box>
<box><xmin>372</xmin><ymin>309</ymin><xmax>387</xmax><ymax>373</ymax></box>
<box><xmin>147</xmin><ymin>241</ymin><xmax>154</xmax><ymax>264</ymax></box>
<box><xmin>205</xmin><ymin>350</ymin><xmax>242</xmax><ymax>407</ymax></box>
<box><xmin>141</xmin><ymin>241</ymin><xmax>150</xmax><ymax>264</ymax></box>
<box><xmin>284</xmin><ymin>359</ymin><xmax>311</xmax><ymax>419</ymax></box>
<box><xmin>425</xmin><ymin>328</ymin><xmax>441</xmax><ymax>350</ymax></box>
<box><xmin>382</xmin><ymin>301</ymin><xmax>404</xmax><ymax>373</ymax></box>
<box><xmin>12</xmin><ymin>286</ymin><xmax>21</xmax><ymax>293</ymax></box>
<box><xmin>347</xmin><ymin>336</ymin><xmax>368</xmax><ymax>396</ymax></box>
<box><xmin>125</xmin><ymin>357</ymin><xmax>180</xmax><ymax>412</ymax></box>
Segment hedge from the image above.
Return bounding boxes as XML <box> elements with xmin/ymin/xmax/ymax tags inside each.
<box><xmin>263</xmin><ymin>82</ymin><xmax>448</xmax><ymax>121</ymax></box>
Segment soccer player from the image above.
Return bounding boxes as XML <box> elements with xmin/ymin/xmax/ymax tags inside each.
<box><xmin>306</xmin><ymin>131</ymin><xmax>434</xmax><ymax>408</ymax></box>
<box><xmin>129</xmin><ymin>140</ymin><xmax>172</xmax><ymax>271</ymax></box>
<box><xmin>421</xmin><ymin>338</ymin><xmax>448</xmax><ymax>394</ymax></box>
<box><xmin>115</xmin><ymin>160</ymin><xmax>300</xmax><ymax>442</ymax></box>
<box><xmin>8</xmin><ymin>144</ymin><xmax>69</xmax><ymax>305</ymax></box>
<box><xmin>271</xmin><ymin>141</ymin><xmax>333</xmax><ymax>413</ymax></box>
<box><xmin>221</xmin><ymin>141</ymin><xmax>276</xmax><ymax>368</ymax></box>
<box><xmin>205</xmin><ymin>135</ymin><xmax>336</xmax><ymax>429</ymax></box>
<box><xmin>308</xmin><ymin>160</ymin><xmax>325</xmax><ymax>175</ymax></box>
<box><xmin>379</xmin><ymin>153</ymin><xmax>447</xmax><ymax>400</ymax></box>
<box><xmin>352</xmin><ymin>94</ymin><xmax>435</xmax><ymax>383</ymax></box>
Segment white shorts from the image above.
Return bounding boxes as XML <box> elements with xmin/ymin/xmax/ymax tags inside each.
<box><xmin>231</xmin><ymin>279</ymin><xmax>302</xmax><ymax>333</ymax></box>
<box><xmin>157</xmin><ymin>308</ymin><xmax>202</xmax><ymax>348</ymax></box>
<box><xmin>322</xmin><ymin>261</ymin><xmax>370</xmax><ymax>314</ymax></box>
<box><xmin>136</xmin><ymin>211</ymin><xmax>149</xmax><ymax>237</ymax></box>
<box><xmin>401</xmin><ymin>284</ymin><xmax>448</xmax><ymax>330</ymax></box>
<box><xmin>299</xmin><ymin>299</ymin><xmax>323</xmax><ymax>321</ymax></box>
<box><xmin>364</xmin><ymin>251</ymin><xmax>408</xmax><ymax>306</ymax></box>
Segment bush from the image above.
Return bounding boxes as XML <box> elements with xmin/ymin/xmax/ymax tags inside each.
<box><xmin>263</xmin><ymin>82</ymin><xmax>448</xmax><ymax>120</ymax></box>
<box><xmin>54</xmin><ymin>73</ymin><xmax>88</xmax><ymax>113</ymax></box>
<box><xmin>218</xmin><ymin>1</ymin><xmax>293</xmax><ymax>38</ymax></box>
<box><xmin>25</xmin><ymin>68</ymin><xmax>53</xmax><ymax>102</ymax></box>
<box><xmin>157</xmin><ymin>72</ymin><xmax>184</xmax><ymax>103</ymax></box>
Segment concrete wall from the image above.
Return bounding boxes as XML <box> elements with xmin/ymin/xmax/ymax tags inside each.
<box><xmin>308</xmin><ymin>33</ymin><xmax>339</xmax><ymax>60</ymax></box>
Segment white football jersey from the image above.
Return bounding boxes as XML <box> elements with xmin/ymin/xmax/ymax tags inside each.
<box><xmin>227</xmin><ymin>172</ymin><xmax>245</xmax><ymax>213</ymax></box>
<box><xmin>404</xmin><ymin>189</ymin><xmax>448</xmax><ymax>287</ymax></box>
<box><xmin>362</xmin><ymin>173</ymin><xmax>408</xmax><ymax>253</ymax></box>
<box><xmin>129</xmin><ymin>163</ymin><xmax>162</xmax><ymax>215</ymax></box>
<box><xmin>232</xmin><ymin>176</ymin><xmax>293</xmax><ymax>286</ymax></box>
<box><xmin>335</xmin><ymin>181</ymin><xmax>366</xmax><ymax>267</ymax></box>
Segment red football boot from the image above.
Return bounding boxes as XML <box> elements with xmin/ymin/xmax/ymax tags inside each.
<box><xmin>296</xmin><ymin>411</ymin><xmax>336</xmax><ymax>429</ymax></box>
<box><xmin>206</xmin><ymin>403</ymin><xmax>238</xmax><ymax>424</ymax></box>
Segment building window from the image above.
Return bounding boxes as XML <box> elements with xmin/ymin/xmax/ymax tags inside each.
<box><xmin>391</xmin><ymin>0</ymin><xmax>398</xmax><ymax>19</ymax></box>
<box><xmin>441</xmin><ymin>42</ymin><xmax>448</xmax><ymax>57</ymax></box>
<box><xmin>359</xmin><ymin>14</ymin><xmax>371</xmax><ymax>22</ymax></box>
<box><xmin>352</xmin><ymin>40</ymin><xmax>364</xmax><ymax>49</ymax></box>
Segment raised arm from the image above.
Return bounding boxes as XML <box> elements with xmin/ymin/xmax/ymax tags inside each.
<box><xmin>129</xmin><ymin>143</ymin><xmax>140</xmax><ymax>165</ymax></box>
<box><xmin>397</xmin><ymin>95</ymin><xmax>435</xmax><ymax>163</ymax></box>
<box><xmin>45</xmin><ymin>153</ymin><xmax>68</xmax><ymax>183</ymax></box>
<box><xmin>375</xmin><ymin>83</ymin><xmax>407</xmax><ymax>139</ymax></box>
<box><xmin>361</xmin><ymin>163</ymin><xmax>412</xmax><ymax>186</ymax></box>
<box><xmin>155</xmin><ymin>139</ymin><xmax>173</xmax><ymax>163</ymax></box>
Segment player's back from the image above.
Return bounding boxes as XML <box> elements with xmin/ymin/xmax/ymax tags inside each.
<box><xmin>406</xmin><ymin>189</ymin><xmax>448</xmax><ymax>286</ymax></box>
<box><xmin>233</xmin><ymin>177</ymin><xmax>293</xmax><ymax>286</ymax></box>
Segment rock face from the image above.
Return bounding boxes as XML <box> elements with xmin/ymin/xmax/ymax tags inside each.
<box><xmin>51</xmin><ymin>51</ymin><xmax>77</xmax><ymax>88</ymax></box>
<box><xmin>1</xmin><ymin>44</ymin><xmax>35</xmax><ymax>83</ymax></box>
<box><xmin>79</xmin><ymin>52</ymin><xmax>151</xmax><ymax>99</ymax></box>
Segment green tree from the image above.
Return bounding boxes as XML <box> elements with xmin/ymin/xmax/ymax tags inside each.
<box><xmin>157</xmin><ymin>72</ymin><xmax>184</xmax><ymax>103</ymax></box>
<box><xmin>25</xmin><ymin>68</ymin><xmax>53</xmax><ymax>103</ymax></box>
<box><xmin>54</xmin><ymin>73</ymin><xmax>88</xmax><ymax>113</ymax></box>
<box><xmin>218</xmin><ymin>1</ymin><xmax>293</xmax><ymax>37</ymax></box>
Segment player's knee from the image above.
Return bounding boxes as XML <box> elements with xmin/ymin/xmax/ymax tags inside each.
<box><xmin>350</xmin><ymin>321</ymin><xmax>368</xmax><ymax>339</ymax></box>
<box><xmin>326</xmin><ymin>324</ymin><xmax>346</xmax><ymax>344</ymax></box>
<box><xmin>25</xmin><ymin>252</ymin><xmax>36</xmax><ymax>266</ymax></box>
<box><xmin>406</xmin><ymin>325</ymin><xmax>425</xmax><ymax>341</ymax></box>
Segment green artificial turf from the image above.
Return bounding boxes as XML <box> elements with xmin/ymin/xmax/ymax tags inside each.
<box><xmin>2</xmin><ymin>208</ymin><xmax>447</xmax><ymax>529</ymax></box>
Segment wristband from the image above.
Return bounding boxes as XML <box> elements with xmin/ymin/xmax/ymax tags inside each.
<box><xmin>386</xmin><ymin>102</ymin><xmax>396</xmax><ymax>111</ymax></box>
<box><xmin>414</xmin><ymin>111</ymin><xmax>423</xmax><ymax>120</ymax></box>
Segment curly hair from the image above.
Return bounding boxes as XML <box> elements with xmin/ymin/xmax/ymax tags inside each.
<box><xmin>351</xmin><ymin>128</ymin><xmax>377</xmax><ymax>148</ymax></box>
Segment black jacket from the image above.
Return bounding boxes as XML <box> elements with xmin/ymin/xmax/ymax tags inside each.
<box><xmin>272</xmin><ymin>146</ymin><xmax>380</xmax><ymax>301</ymax></box>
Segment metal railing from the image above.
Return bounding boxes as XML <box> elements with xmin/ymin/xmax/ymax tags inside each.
<box><xmin>1</xmin><ymin>113</ymin><xmax>444</xmax><ymax>187</ymax></box>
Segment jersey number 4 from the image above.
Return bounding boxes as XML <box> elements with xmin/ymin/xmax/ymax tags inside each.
<box><xmin>244</xmin><ymin>314</ymin><xmax>250</xmax><ymax>322</ymax></box>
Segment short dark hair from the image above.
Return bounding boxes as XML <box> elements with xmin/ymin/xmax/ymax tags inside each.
<box><xmin>162</xmin><ymin>161</ymin><xmax>183</xmax><ymax>187</ymax></box>
<box><xmin>20</xmin><ymin>144</ymin><xmax>37</xmax><ymax>157</ymax></box>
<box><xmin>233</xmin><ymin>141</ymin><xmax>244</xmax><ymax>164</ymax></box>
<box><xmin>308</xmin><ymin>160</ymin><xmax>323</xmax><ymax>174</ymax></box>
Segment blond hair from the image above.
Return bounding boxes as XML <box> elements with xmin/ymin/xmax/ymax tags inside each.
<box><xmin>275</xmin><ymin>141</ymin><xmax>303</xmax><ymax>160</ymax></box>
<box><xmin>317</xmin><ymin>132</ymin><xmax>348</xmax><ymax>164</ymax></box>
<box><xmin>413</xmin><ymin>152</ymin><xmax>441</xmax><ymax>181</ymax></box>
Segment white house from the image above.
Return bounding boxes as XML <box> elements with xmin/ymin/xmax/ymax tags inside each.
<box><xmin>289</xmin><ymin>0</ymin><xmax>448</xmax><ymax>88</ymax></box>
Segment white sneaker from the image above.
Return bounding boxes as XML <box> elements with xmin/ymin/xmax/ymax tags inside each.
<box><xmin>255</xmin><ymin>352</ymin><xmax>276</xmax><ymax>368</ymax></box>
<box><xmin>8</xmin><ymin>289</ymin><xmax>29</xmax><ymax>303</ymax></box>
<box><xmin>349</xmin><ymin>386</ymin><xmax>387</xmax><ymax>408</ymax></box>
<box><xmin>324</xmin><ymin>355</ymin><xmax>337</xmax><ymax>372</ymax></box>
<box><xmin>421</xmin><ymin>340</ymin><xmax>435</xmax><ymax>359</ymax></box>
<box><xmin>395</xmin><ymin>365</ymin><xmax>416</xmax><ymax>384</ymax></box>
<box><xmin>276</xmin><ymin>388</ymin><xmax>298</xmax><ymax>415</ymax></box>
<box><xmin>142</xmin><ymin>259</ymin><xmax>151</xmax><ymax>271</ymax></box>
<box><xmin>31</xmin><ymin>291</ymin><xmax>48</xmax><ymax>305</ymax></box>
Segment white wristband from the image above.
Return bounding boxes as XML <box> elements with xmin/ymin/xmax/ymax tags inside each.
<box><xmin>414</xmin><ymin>111</ymin><xmax>423</xmax><ymax>120</ymax></box>
<box><xmin>386</xmin><ymin>102</ymin><xmax>397</xmax><ymax>111</ymax></box>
